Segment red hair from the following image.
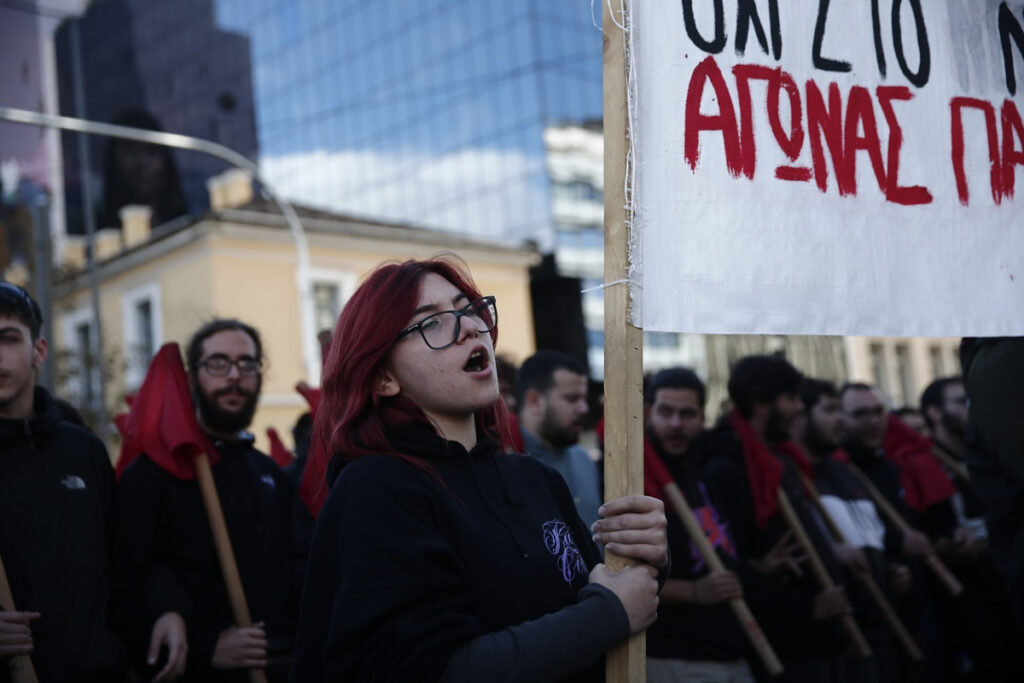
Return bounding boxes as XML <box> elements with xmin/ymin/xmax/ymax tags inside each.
<box><xmin>315</xmin><ymin>255</ymin><xmax>512</xmax><ymax>481</ymax></box>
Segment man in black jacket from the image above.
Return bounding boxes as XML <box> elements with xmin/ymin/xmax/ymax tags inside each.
<box><xmin>113</xmin><ymin>319</ymin><xmax>310</xmax><ymax>682</ymax></box>
<box><xmin>0</xmin><ymin>282</ymin><xmax>127</xmax><ymax>681</ymax></box>
<box><xmin>702</xmin><ymin>356</ymin><xmax>850</xmax><ymax>683</ymax></box>
<box><xmin>644</xmin><ymin>367</ymin><xmax>752</xmax><ymax>682</ymax></box>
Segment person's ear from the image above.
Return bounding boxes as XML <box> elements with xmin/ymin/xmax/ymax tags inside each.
<box><xmin>31</xmin><ymin>337</ymin><xmax>47</xmax><ymax>370</ymax></box>
<box><xmin>524</xmin><ymin>387</ymin><xmax>546</xmax><ymax>412</ymax></box>
<box><xmin>376</xmin><ymin>368</ymin><xmax>401</xmax><ymax>397</ymax></box>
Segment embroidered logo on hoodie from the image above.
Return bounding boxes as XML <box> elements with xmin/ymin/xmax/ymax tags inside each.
<box><xmin>542</xmin><ymin>519</ymin><xmax>585</xmax><ymax>583</ymax></box>
<box><xmin>61</xmin><ymin>475</ymin><xmax>86</xmax><ymax>490</ymax></box>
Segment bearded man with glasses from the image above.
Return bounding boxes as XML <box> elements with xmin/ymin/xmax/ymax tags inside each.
<box><xmin>113</xmin><ymin>319</ymin><xmax>311</xmax><ymax>683</ymax></box>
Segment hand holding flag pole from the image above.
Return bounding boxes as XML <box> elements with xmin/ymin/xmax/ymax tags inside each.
<box><xmin>119</xmin><ymin>344</ymin><xmax>268</xmax><ymax>683</ymax></box>
<box><xmin>845</xmin><ymin>464</ymin><xmax>963</xmax><ymax>598</ymax></box>
<box><xmin>796</xmin><ymin>471</ymin><xmax>923</xmax><ymax>661</ymax></box>
<box><xmin>775</xmin><ymin>490</ymin><xmax>873</xmax><ymax>659</ymax></box>
<box><xmin>0</xmin><ymin>553</ymin><xmax>38</xmax><ymax>683</ymax></box>
<box><xmin>643</xmin><ymin>447</ymin><xmax>783</xmax><ymax>676</ymax></box>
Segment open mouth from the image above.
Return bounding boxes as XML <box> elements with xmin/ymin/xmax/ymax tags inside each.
<box><xmin>464</xmin><ymin>349</ymin><xmax>489</xmax><ymax>372</ymax></box>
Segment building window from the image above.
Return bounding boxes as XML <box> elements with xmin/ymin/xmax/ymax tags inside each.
<box><xmin>122</xmin><ymin>282</ymin><xmax>162</xmax><ymax>389</ymax></box>
<box><xmin>870</xmin><ymin>343</ymin><xmax>888</xmax><ymax>398</ymax></box>
<box><xmin>313</xmin><ymin>281</ymin><xmax>341</xmax><ymax>334</ymax></box>
<box><xmin>929</xmin><ymin>345</ymin><xmax>944</xmax><ymax>378</ymax></box>
<box><xmin>61</xmin><ymin>307</ymin><xmax>101</xmax><ymax>411</ymax></box>
<box><xmin>551</xmin><ymin>180</ymin><xmax>602</xmax><ymax>203</ymax></box>
<box><xmin>895</xmin><ymin>343</ymin><xmax>913</xmax><ymax>407</ymax></box>
<box><xmin>309</xmin><ymin>270</ymin><xmax>358</xmax><ymax>337</ymax></box>
<box><xmin>645</xmin><ymin>331</ymin><xmax>679</xmax><ymax>349</ymax></box>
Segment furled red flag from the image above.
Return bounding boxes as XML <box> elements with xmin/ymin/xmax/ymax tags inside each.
<box><xmin>642</xmin><ymin>436</ymin><xmax>675</xmax><ymax>508</ymax></box>
<box><xmin>831</xmin><ymin>449</ymin><xmax>852</xmax><ymax>464</ymax></box>
<box><xmin>299</xmin><ymin>427</ymin><xmax>328</xmax><ymax>517</ymax></box>
<box><xmin>266</xmin><ymin>427</ymin><xmax>294</xmax><ymax>468</ymax></box>
<box><xmin>596</xmin><ymin>413</ymin><xmax>674</xmax><ymax>510</ymax></box>
<box><xmin>776</xmin><ymin>441</ymin><xmax>815</xmax><ymax>496</ymax></box>
<box><xmin>728</xmin><ymin>410</ymin><xmax>786</xmax><ymax>529</ymax></box>
<box><xmin>115</xmin><ymin>343</ymin><xmax>217</xmax><ymax>479</ymax></box>
<box><xmin>295</xmin><ymin>382</ymin><xmax>327</xmax><ymax>516</ymax></box>
<box><xmin>883</xmin><ymin>413</ymin><xmax>956</xmax><ymax>512</ymax></box>
<box><xmin>295</xmin><ymin>382</ymin><xmax>322</xmax><ymax>416</ymax></box>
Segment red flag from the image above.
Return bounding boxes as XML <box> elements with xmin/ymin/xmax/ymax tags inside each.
<box><xmin>299</xmin><ymin>426</ymin><xmax>328</xmax><ymax>517</ymax></box>
<box><xmin>293</xmin><ymin>382</ymin><xmax>327</xmax><ymax>516</ymax></box>
<box><xmin>728</xmin><ymin>410</ymin><xmax>786</xmax><ymax>529</ymax></box>
<box><xmin>643</xmin><ymin>437</ymin><xmax>674</xmax><ymax>504</ymax></box>
<box><xmin>295</xmin><ymin>382</ymin><xmax>322</xmax><ymax>416</ymax></box>
<box><xmin>596</xmin><ymin>413</ymin><xmax>674</xmax><ymax>511</ymax></box>
<box><xmin>266</xmin><ymin>427</ymin><xmax>294</xmax><ymax>468</ymax></box>
<box><xmin>115</xmin><ymin>343</ymin><xmax>217</xmax><ymax>480</ymax></box>
<box><xmin>883</xmin><ymin>414</ymin><xmax>956</xmax><ymax>512</ymax></box>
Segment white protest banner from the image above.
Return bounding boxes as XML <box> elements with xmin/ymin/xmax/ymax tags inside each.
<box><xmin>629</xmin><ymin>0</ymin><xmax>1024</xmax><ymax>336</ymax></box>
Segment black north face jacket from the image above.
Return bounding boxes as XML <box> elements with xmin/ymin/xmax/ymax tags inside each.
<box><xmin>0</xmin><ymin>386</ymin><xmax>127</xmax><ymax>682</ymax></box>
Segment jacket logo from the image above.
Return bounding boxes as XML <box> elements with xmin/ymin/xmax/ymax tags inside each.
<box><xmin>542</xmin><ymin>519</ymin><xmax>585</xmax><ymax>584</ymax></box>
<box><xmin>61</xmin><ymin>475</ymin><xmax>86</xmax><ymax>490</ymax></box>
<box><xmin>260</xmin><ymin>474</ymin><xmax>276</xmax><ymax>489</ymax></box>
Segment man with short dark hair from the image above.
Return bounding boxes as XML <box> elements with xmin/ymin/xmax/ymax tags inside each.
<box><xmin>838</xmin><ymin>383</ymin><xmax>950</xmax><ymax>550</ymax></box>
<box><xmin>113</xmin><ymin>318</ymin><xmax>310</xmax><ymax>682</ymax></box>
<box><xmin>703</xmin><ymin>356</ymin><xmax>849</xmax><ymax>682</ymax></box>
<box><xmin>0</xmin><ymin>282</ymin><xmax>127</xmax><ymax>681</ymax></box>
<box><xmin>644</xmin><ymin>367</ymin><xmax>752</xmax><ymax>683</ymax></box>
<box><xmin>516</xmin><ymin>350</ymin><xmax>601</xmax><ymax>529</ymax></box>
<box><xmin>799</xmin><ymin>379</ymin><xmax>927</xmax><ymax>683</ymax></box>
<box><xmin>919</xmin><ymin>376</ymin><xmax>1023</xmax><ymax>681</ymax></box>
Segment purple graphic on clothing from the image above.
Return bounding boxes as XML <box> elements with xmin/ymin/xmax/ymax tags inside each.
<box><xmin>542</xmin><ymin>519</ymin><xmax>586</xmax><ymax>583</ymax></box>
<box><xmin>689</xmin><ymin>482</ymin><xmax>737</xmax><ymax>573</ymax></box>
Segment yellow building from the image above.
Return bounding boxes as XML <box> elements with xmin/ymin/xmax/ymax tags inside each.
<box><xmin>844</xmin><ymin>336</ymin><xmax>962</xmax><ymax>409</ymax></box>
<box><xmin>53</xmin><ymin>174</ymin><xmax>539</xmax><ymax>454</ymax></box>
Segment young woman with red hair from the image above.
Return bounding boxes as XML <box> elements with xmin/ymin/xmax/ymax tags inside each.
<box><xmin>292</xmin><ymin>255</ymin><xmax>668</xmax><ymax>682</ymax></box>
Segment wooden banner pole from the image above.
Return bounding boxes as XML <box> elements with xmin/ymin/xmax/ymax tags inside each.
<box><xmin>775</xmin><ymin>490</ymin><xmax>873</xmax><ymax>659</ymax></box>
<box><xmin>0</xmin><ymin>554</ymin><xmax>39</xmax><ymax>683</ymax></box>
<box><xmin>846</xmin><ymin>464</ymin><xmax>964</xmax><ymax>597</ymax></box>
<box><xmin>193</xmin><ymin>454</ymin><xmax>268</xmax><ymax>683</ymax></box>
<box><xmin>660</xmin><ymin>483</ymin><xmax>784</xmax><ymax>675</ymax></box>
<box><xmin>797</xmin><ymin>473</ymin><xmax>923</xmax><ymax>661</ymax></box>
<box><xmin>603</xmin><ymin>0</ymin><xmax>645</xmax><ymax>681</ymax></box>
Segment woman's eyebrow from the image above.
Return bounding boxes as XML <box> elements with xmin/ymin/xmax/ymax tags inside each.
<box><xmin>410</xmin><ymin>293</ymin><xmax>469</xmax><ymax>317</ymax></box>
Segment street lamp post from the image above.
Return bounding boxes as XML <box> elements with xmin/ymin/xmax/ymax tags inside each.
<box><xmin>0</xmin><ymin>105</ymin><xmax>321</xmax><ymax>421</ymax></box>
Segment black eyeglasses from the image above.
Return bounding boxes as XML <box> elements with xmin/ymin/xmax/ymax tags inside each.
<box><xmin>396</xmin><ymin>296</ymin><xmax>497</xmax><ymax>350</ymax></box>
<box><xmin>847</xmin><ymin>406</ymin><xmax>885</xmax><ymax>420</ymax></box>
<box><xmin>199</xmin><ymin>354</ymin><xmax>263</xmax><ymax>377</ymax></box>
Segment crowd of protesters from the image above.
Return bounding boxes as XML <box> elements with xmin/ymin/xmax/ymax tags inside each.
<box><xmin>1</xmin><ymin>257</ymin><xmax>1022</xmax><ymax>682</ymax></box>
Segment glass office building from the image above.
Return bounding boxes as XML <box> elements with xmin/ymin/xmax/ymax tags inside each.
<box><xmin>3</xmin><ymin>0</ymin><xmax>704</xmax><ymax>381</ymax></box>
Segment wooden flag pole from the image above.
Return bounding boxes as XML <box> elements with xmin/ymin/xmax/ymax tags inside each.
<box><xmin>796</xmin><ymin>473</ymin><xmax>923</xmax><ymax>661</ymax></box>
<box><xmin>0</xmin><ymin>553</ymin><xmax>39</xmax><ymax>683</ymax></box>
<box><xmin>193</xmin><ymin>453</ymin><xmax>268</xmax><ymax>683</ymax></box>
<box><xmin>775</xmin><ymin>490</ymin><xmax>873</xmax><ymax>659</ymax></box>
<box><xmin>930</xmin><ymin>446</ymin><xmax>971</xmax><ymax>484</ymax></box>
<box><xmin>603</xmin><ymin>0</ymin><xmax>645</xmax><ymax>681</ymax></box>
<box><xmin>659</xmin><ymin>482</ymin><xmax>784</xmax><ymax>675</ymax></box>
<box><xmin>845</xmin><ymin>465</ymin><xmax>964</xmax><ymax>597</ymax></box>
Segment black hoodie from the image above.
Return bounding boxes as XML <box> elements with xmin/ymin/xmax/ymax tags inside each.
<box><xmin>0</xmin><ymin>386</ymin><xmax>126</xmax><ymax>682</ymax></box>
<box><xmin>699</xmin><ymin>427</ymin><xmax>846</xmax><ymax>660</ymax></box>
<box><xmin>646</xmin><ymin>435</ymin><xmax>748</xmax><ymax>662</ymax></box>
<box><xmin>112</xmin><ymin>433</ymin><xmax>311</xmax><ymax>681</ymax></box>
<box><xmin>291</xmin><ymin>425</ymin><xmax>631</xmax><ymax>682</ymax></box>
